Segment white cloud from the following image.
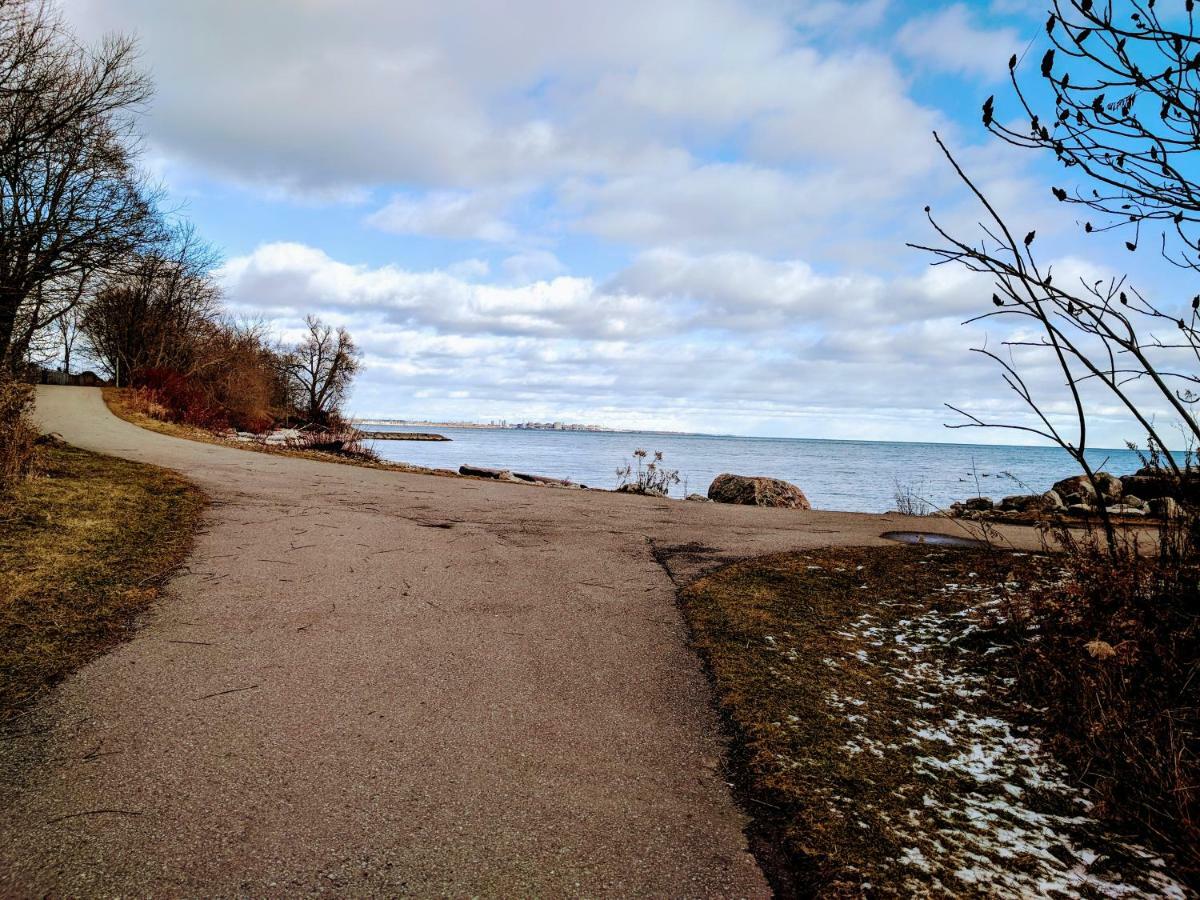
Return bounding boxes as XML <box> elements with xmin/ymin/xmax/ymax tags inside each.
<box><xmin>896</xmin><ymin>4</ymin><xmax>1022</xmax><ymax>81</ymax></box>
<box><xmin>217</xmin><ymin>241</ymin><xmax>1106</xmax><ymax>439</ymax></box>
<box><xmin>367</xmin><ymin>190</ymin><xmax>519</xmax><ymax>242</ymax></box>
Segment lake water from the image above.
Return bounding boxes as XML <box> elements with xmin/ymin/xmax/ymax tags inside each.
<box><xmin>364</xmin><ymin>426</ymin><xmax>1147</xmax><ymax>513</ymax></box>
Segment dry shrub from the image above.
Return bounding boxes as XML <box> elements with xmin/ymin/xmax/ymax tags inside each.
<box><xmin>131</xmin><ymin>367</ymin><xmax>227</xmax><ymax>430</ymax></box>
<box><xmin>0</xmin><ymin>377</ymin><xmax>38</xmax><ymax>492</ymax></box>
<box><xmin>121</xmin><ymin>385</ymin><xmax>171</xmax><ymax>421</ymax></box>
<box><xmin>286</xmin><ymin>429</ymin><xmax>378</xmax><ymax>462</ymax></box>
<box><xmin>997</xmin><ymin>510</ymin><xmax>1200</xmax><ymax>876</ymax></box>
<box><xmin>196</xmin><ymin>322</ymin><xmax>283</xmax><ymax>432</ymax></box>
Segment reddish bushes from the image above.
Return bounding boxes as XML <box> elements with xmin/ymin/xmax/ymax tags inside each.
<box><xmin>131</xmin><ymin>368</ymin><xmax>227</xmax><ymax>430</ymax></box>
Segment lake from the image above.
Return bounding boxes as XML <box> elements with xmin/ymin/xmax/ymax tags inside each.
<box><xmin>363</xmin><ymin>426</ymin><xmax>1148</xmax><ymax>513</ymax></box>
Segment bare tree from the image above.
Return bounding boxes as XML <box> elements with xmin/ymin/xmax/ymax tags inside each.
<box><xmin>80</xmin><ymin>224</ymin><xmax>220</xmax><ymax>385</ymax></box>
<box><xmin>913</xmin><ymin>0</ymin><xmax>1200</xmax><ymax>548</ymax></box>
<box><xmin>0</xmin><ymin>0</ymin><xmax>159</xmax><ymax>372</ymax></box>
<box><xmin>283</xmin><ymin>316</ymin><xmax>362</xmax><ymax>425</ymax></box>
<box><xmin>55</xmin><ymin>300</ymin><xmax>80</xmax><ymax>373</ymax></box>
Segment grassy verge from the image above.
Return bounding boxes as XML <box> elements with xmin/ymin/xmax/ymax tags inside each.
<box><xmin>0</xmin><ymin>441</ymin><xmax>205</xmax><ymax>724</ymax></box>
<box><xmin>679</xmin><ymin>546</ymin><xmax>1187</xmax><ymax>897</ymax></box>
<box><xmin>102</xmin><ymin>387</ymin><xmax>462</xmax><ymax>477</ymax></box>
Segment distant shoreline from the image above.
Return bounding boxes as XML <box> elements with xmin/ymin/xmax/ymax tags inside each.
<box><xmin>355</xmin><ymin>419</ymin><xmax>1155</xmax><ymax>452</ymax></box>
<box><xmin>357</xmin><ymin>419</ymin><xmax>694</xmax><ymax>435</ymax></box>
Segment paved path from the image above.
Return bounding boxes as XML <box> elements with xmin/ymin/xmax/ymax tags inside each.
<box><xmin>1</xmin><ymin>387</ymin><xmax>1041</xmax><ymax>896</ymax></box>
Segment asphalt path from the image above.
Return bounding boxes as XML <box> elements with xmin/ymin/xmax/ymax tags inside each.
<box><xmin>1</xmin><ymin>386</ymin><xmax>1041</xmax><ymax>896</ymax></box>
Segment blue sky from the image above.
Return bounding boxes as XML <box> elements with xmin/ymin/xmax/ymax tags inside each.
<box><xmin>60</xmin><ymin>0</ymin><xmax>1190</xmax><ymax>445</ymax></box>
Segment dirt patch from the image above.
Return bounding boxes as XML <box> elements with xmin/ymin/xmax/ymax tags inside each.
<box><xmin>680</xmin><ymin>546</ymin><xmax>1189</xmax><ymax>897</ymax></box>
<box><xmin>0</xmin><ymin>443</ymin><xmax>205</xmax><ymax>724</ymax></box>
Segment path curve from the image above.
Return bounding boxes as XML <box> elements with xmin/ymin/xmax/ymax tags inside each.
<box><xmin>1</xmin><ymin>387</ymin><xmax>1040</xmax><ymax>896</ymax></box>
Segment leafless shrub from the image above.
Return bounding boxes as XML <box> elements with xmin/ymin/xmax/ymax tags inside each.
<box><xmin>285</xmin><ymin>429</ymin><xmax>379</xmax><ymax>462</ymax></box>
<box><xmin>615</xmin><ymin>448</ymin><xmax>682</xmax><ymax>496</ymax></box>
<box><xmin>0</xmin><ymin>377</ymin><xmax>38</xmax><ymax>492</ymax></box>
<box><xmin>893</xmin><ymin>479</ymin><xmax>932</xmax><ymax>516</ymax></box>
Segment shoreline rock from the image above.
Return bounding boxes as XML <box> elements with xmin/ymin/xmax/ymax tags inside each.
<box><xmin>950</xmin><ymin>468</ymin><xmax>1193</xmax><ymax>522</ymax></box>
<box><xmin>707</xmin><ymin>473</ymin><xmax>811</xmax><ymax>510</ymax></box>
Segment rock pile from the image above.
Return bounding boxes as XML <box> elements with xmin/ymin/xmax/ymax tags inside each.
<box><xmin>949</xmin><ymin>467</ymin><xmax>1193</xmax><ymax>521</ymax></box>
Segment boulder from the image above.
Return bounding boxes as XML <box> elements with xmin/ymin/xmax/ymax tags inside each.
<box><xmin>1120</xmin><ymin>474</ymin><xmax>1176</xmax><ymax>501</ymax></box>
<box><xmin>1053</xmin><ymin>472</ymin><xmax>1121</xmax><ymax>504</ymax></box>
<box><xmin>1066</xmin><ymin>504</ymin><xmax>1095</xmax><ymax>517</ymax></box>
<box><xmin>1000</xmin><ymin>492</ymin><xmax>1063</xmax><ymax>514</ymax></box>
<box><xmin>963</xmin><ymin>496</ymin><xmax>993</xmax><ymax>511</ymax></box>
<box><xmin>1053</xmin><ymin>475</ymin><xmax>1095</xmax><ymax>500</ymax></box>
<box><xmin>1120</xmin><ymin>494</ymin><xmax>1147</xmax><ymax>511</ymax></box>
<box><xmin>1095</xmin><ymin>472</ymin><xmax>1123</xmax><ymax>502</ymax></box>
<box><xmin>707</xmin><ymin>473</ymin><xmax>811</xmax><ymax>510</ymax></box>
<box><xmin>686</xmin><ymin>493</ymin><xmax>713</xmax><ymax>502</ymax></box>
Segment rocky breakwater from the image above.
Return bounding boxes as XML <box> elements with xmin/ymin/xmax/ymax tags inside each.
<box><xmin>949</xmin><ymin>467</ymin><xmax>1194</xmax><ymax>522</ymax></box>
<box><xmin>706</xmin><ymin>473</ymin><xmax>811</xmax><ymax>509</ymax></box>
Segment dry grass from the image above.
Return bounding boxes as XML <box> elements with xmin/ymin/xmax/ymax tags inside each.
<box><xmin>0</xmin><ymin>442</ymin><xmax>205</xmax><ymax>723</ymax></box>
<box><xmin>680</xmin><ymin>546</ymin><xmax>1188</xmax><ymax>897</ymax></box>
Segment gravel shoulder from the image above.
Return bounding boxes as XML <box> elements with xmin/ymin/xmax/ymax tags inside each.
<box><xmin>2</xmin><ymin>386</ymin><xmax>1044</xmax><ymax>896</ymax></box>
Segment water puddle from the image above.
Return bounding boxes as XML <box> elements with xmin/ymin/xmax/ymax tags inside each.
<box><xmin>882</xmin><ymin>530</ymin><xmax>988</xmax><ymax>550</ymax></box>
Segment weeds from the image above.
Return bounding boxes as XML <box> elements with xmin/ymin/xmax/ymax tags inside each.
<box><xmin>892</xmin><ymin>479</ymin><xmax>931</xmax><ymax>516</ymax></box>
<box><xmin>615</xmin><ymin>448</ymin><xmax>681</xmax><ymax>497</ymax></box>
<box><xmin>0</xmin><ymin>378</ymin><xmax>38</xmax><ymax>493</ymax></box>
<box><xmin>285</xmin><ymin>428</ymin><xmax>379</xmax><ymax>462</ymax></box>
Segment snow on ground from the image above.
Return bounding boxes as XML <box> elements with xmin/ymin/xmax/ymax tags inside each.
<box><xmin>803</xmin><ymin>566</ymin><xmax>1189</xmax><ymax>897</ymax></box>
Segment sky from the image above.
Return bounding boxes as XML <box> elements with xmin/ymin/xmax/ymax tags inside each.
<box><xmin>58</xmin><ymin>0</ymin><xmax>1194</xmax><ymax>446</ymax></box>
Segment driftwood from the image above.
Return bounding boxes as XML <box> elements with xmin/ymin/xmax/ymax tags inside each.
<box><xmin>458</xmin><ymin>464</ymin><xmax>584</xmax><ymax>489</ymax></box>
<box><xmin>513</xmin><ymin>472</ymin><xmax>584</xmax><ymax>489</ymax></box>
<box><xmin>459</xmin><ymin>464</ymin><xmax>514</xmax><ymax>480</ymax></box>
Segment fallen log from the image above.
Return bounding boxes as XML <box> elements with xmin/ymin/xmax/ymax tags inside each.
<box><xmin>512</xmin><ymin>472</ymin><xmax>584</xmax><ymax>489</ymax></box>
<box><xmin>459</xmin><ymin>464</ymin><xmax>515</xmax><ymax>480</ymax></box>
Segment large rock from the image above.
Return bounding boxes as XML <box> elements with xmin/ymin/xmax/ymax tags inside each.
<box><xmin>999</xmin><ymin>492</ymin><xmax>1062</xmax><ymax>514</ymax></box>
<box><xmin>963</xmin><ymin>496</ymin><xmax>993</xmax><ymax>511</ymax></box>
<box><xmin>1052</xmin><ymin>472</ymin><xmax>1121</xmax><ymax>504</ymax></box>
<box><xmin>1122</xmin><ymin>473</ymin><xmax>1181</xmax><ymax>501</ymax></box>
<box><xmin>707</xmin><ymin>473</ymin><xmax>810</xmax><ymax>509</ymax></box>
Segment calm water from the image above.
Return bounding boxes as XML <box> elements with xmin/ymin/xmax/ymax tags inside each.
<box><xmin>365</xmin><ymin>426</ymin><xmax>1145</xmax><ymax>513</ymax></box>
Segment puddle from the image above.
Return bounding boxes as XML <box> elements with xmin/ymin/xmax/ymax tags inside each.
<box><xmin>882</xmin><ymin>531</ymin><xmax>989</xmax><ymax>550</ymax></box>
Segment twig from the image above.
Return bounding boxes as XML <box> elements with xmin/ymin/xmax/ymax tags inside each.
<box><xmin>192</xmin><ymin>684</ymin><xmax>258</xmax><ymax>701</ymax></box>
